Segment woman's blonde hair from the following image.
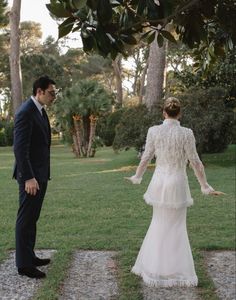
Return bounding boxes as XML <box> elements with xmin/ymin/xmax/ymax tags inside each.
<box><xmin>163</xmin><ymin>97</ymin><xmax>181</xmax><ymax>117</ymax></box>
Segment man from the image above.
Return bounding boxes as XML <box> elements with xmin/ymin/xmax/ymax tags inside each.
<box><xmin>13</xmin><ymin>75</ymin><xmax>57</xmax><ymax>278</ymax></box>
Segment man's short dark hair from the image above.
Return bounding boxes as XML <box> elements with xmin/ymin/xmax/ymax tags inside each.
<box><xmin>32</xmin><ymin>75</ymin><xmax>56</xmax><ymax>96</ymax></box>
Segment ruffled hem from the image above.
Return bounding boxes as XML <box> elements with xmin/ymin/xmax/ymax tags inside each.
<box><xmin>143</xmin><ymin>193</ymin><xmax>193</xmax><ymax>209</ymax></box>
<box><xmin>131</xmin><ymin>266</ymin><xmax>198</xmax><ymax>287</ymax></box>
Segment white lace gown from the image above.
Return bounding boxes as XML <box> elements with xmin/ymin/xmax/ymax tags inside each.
<box><xmin>129</xmin><ymin>119</ymin><xmax>214</xmax><ymax>287</ymax></box>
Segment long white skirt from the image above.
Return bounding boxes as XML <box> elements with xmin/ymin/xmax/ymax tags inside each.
<box><xmin>131</xmin><ymin>206</ymin><xmax>198</xmax><ymax>287</ymax></box>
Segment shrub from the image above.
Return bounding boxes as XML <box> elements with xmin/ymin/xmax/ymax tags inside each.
<box><xmin>4</xmin><ymin>121</ymin><xmax>14</xmax><ymax>146</ymax></box>
<box><xmin>0</xmin><ymin>119</ymin><xmax>14</xmax><ymax>146</ymax></box>
<box><xmin>96</xmin><ymin>108</ymin><xmax>126</xmax><ymax>146</ymax></box>
<box><xmin>179</xmin><ymin>87</ymin><xmax>234</xmax><ymax>154</ymax></box>
<box><xmin>113</xmin><ymin>87</ymin><xmax>234</xmax><ymax>155</ymax></box>
<box><xmin>0</xmin><ymin>130</ymin><xmax>6</xmax><ymax>146</ymax></box>
<box><xmin>112</xmin><ymin>105</ymin><xmax>162</xmax><ymax>152</ymax></box>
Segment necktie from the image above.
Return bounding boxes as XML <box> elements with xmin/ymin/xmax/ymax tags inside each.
<box><xmin>41</xmin><ymin>107</ymin><xmax>47</xmax><ymax>120</ymax></box>
<box><xmin>41</xmin><ymin>108</ymin><xmax>50</xmax><ymax>136</ymax></box>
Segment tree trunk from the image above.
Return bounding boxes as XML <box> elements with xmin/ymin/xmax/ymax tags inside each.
<box><xmin>82</xmin><ymin>115</ymin><xmax>90</xmax><ymax>156</ymax></box>
<box><xmin>144</xmin><ymin>39</ymin><xmax>167</xmax><ymax>110</ymax></box>
<box><xmin>88</xmin><ymin>115</ymin><xmax>98</xmax><ymax>157</ymax></box>
<box><xmin>132</xmin><ymin>50</ymin><xmax>141</xmax><ymax>95</ymax></box>
<box><xmin>72</xmin><ymin>132</ymin><xmax>80</xmax><ymax>157</ymax></box>
<box><xmin>112</xmin><ymin>54</ymin><xmax>123</xmax><ymax>108</ymax></box>
<box><xmin>139</xmin><ymin>61</ymin><xmax>148</xmax><ymax>104</ymax></box>
<box><xmin>9</xmin><ymin>0</ymin><xmax>22</xmax><ymax>115</ymax></box>
<box><xmin>73</xmin><ymin>115</ymin><xmax>84</xmax><ymax>157</ymax></box>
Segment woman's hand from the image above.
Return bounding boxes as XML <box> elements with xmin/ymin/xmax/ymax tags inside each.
<box><xmin>209</xmin><ymin>190</ymin><xmax>226</xmax><ymax>196</ymax></box>
<box><xmin>124</xmin><ymin>176</ymin><xmax>142</xmax><ymax>184</ymax></box>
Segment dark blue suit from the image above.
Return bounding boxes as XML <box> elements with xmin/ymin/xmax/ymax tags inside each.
<box><xmin>13</xmin><ymin>98</ymin><xmax>51</xmax><ymax>268</ymax></box>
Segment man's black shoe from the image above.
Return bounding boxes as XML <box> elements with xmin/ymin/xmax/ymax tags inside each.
<box><xmin>34</xmin><ymin>257</ymin><xmax>51</xmax><ymax>266</ymax></box>
<box><xmin>18</xmin><ymin>267</ymin><xmax>46</xmax><ymax>279</ymax></box>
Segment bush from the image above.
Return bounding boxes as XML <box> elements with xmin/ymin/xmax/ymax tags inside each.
<box><xmin>0</xmin><ymin>119</ymin><xmax>14</xmax><ymax>146</ymax></box>
<box><xmin>179</xmin><ymin>87</ymin><xmax>234</xmax><ymax>154</ymax></box>
<box><xmin>113</xmin><ymin>87</ymin><xmax>234</xmax><ymax>155</ymax></box>
<box><xmin>113</xmin><ymin>105</ymin><xmax>162</xmax><ymax>152</ymax></box>
<box><xmin>0</xmin><ymin>130</ymin><xmax>6</xmax><ymax>146</ymax></box>
<box><xmin>96</xmin><ymin>108</ymin><xmax>126</xmax><ymax>146</ymax></box>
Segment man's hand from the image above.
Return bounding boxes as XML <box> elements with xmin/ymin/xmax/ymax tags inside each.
<box><xmin>25</xmin><ymin>178</ymin><xmax>39</xmax><ymax>196</ymax></box>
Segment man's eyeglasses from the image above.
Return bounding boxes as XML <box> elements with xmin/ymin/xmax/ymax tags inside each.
<box><xmin>47</xmin><ymin>89</ymin><xmax>61</xmax><ymax>97</ymax></box>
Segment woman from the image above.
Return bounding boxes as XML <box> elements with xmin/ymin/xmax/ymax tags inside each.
<box><xmin>125</xmin><ymin>97</ymin><xmax>223</xmax><ymax>287</ymax></box>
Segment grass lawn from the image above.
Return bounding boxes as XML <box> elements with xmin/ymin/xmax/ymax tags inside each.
<box><xmin>0</xmin><ymin>143</ymin><xmax>235</xmax><ymax>299</ymax></box>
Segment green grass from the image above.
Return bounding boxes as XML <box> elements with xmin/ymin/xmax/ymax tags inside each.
<box><xmin>0</xmin><ymin>144</ymin><xmax>235</xmax><ymax>299</ymax></box>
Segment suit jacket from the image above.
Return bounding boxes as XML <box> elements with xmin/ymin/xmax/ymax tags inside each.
<box><xmin>13</xmin><ymin>98</ymin><xmax>51</xmax><ymax>183</ymax></box>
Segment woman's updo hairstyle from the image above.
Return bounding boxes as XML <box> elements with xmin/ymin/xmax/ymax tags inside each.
<box><xmin>163</xmin><ymin>97</ymin><xmax>181</xmax><ymax>118</ymax></box>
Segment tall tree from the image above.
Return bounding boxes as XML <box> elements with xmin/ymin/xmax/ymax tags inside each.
<box><xmin>0</xmin><ymin>0</ymin><xmax>8</xmax><ymax>89</ymax></box>
<box><xmin>0</xmin><ymin>0</ymin><xmax>8</xmax><ymax>117</ymax></box>
<box><xmin>9</xmin><ymin>0</ymin><xmax>22</xmax><ymax>114</ymax></box>
<box><xmin>112</xmin><ymin>54</ymin><xmax>123</xmax><ymax>107</ymax></box>
<box><xmin>144</xmin><ymin>39</ymin><xmax>167</xmax><ymax>110</ymax></box>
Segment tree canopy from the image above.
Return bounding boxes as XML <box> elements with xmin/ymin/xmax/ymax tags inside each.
<box><xmin>46</xmin><ymin>0</ymin><xmax>236</xmax><ymax>67</ymax></box>
<box><xmin>0</xmin><ymin>0</ymin><xmax>7</xmax><ymax>26</ymax></box>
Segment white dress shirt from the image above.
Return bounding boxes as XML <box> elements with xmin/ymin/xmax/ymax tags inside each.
<box><xmin>31</xmin><ymin>96</ymin><xmax>44</xmax><ymax>116</ymax></box>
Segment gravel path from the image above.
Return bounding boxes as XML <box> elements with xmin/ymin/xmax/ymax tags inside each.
<box><xmin>59</xmin><ymin>251</ymin><xmax>119</xmax><ymax>300</ymax></box>
<box><xmin>0</xmin><ymin>250</ymin><xmax>235</xmax><ymax>299</ymax></box>
<box><xmin>142</xmin><ymin>285</ymin><xmax>200</xmax><ymax>300</ymax></box>
<box><xmin>0</xmin><ymin>250</ymin><xmax>56</xmax><ymax>300</ymax></box>
<box><xmin>204</xmin><ymin>251</ymin><xmax>236</xmax><ymax>300</ymax></box>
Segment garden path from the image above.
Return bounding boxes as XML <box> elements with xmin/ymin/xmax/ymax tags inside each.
<box><xmin>0</xmin><ymin>250</ymin><xmax>235</xmax><ymax>299</ymax></box>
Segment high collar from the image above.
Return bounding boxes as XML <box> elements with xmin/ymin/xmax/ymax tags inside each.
<box><xmin>163</xmin><ymin>118</ymin><xmax>180</xmax><ymax>126</ymax></box>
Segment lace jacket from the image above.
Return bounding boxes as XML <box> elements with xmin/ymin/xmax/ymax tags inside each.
<box><xmin>130</xmin><ymin>119</ymin><xmax>214</xmax><ymax>208</ymax></box>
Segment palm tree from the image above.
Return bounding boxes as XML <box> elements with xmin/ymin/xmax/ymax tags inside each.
<box><xmin>56</xmin><ymin>80</ymin><xmax>113</xmax><ymax>157</ymax></box>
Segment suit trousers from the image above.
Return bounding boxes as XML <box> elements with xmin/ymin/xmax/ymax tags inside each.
<box><xmin>15</xmin><ymin>181</ymin><xmax>48</xmax><ymax>268</ymax></box>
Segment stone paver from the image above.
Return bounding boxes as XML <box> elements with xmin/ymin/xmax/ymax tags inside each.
<box><xmin>59</xmin><ymin>250</ymin><xmax>119</xmax><ymax>300</ymax></box>
<box><xmin>0</xmin><ymin>250</ymin><xmax>56</xmax><ymax>300</ymax></box>
<box><xmin>205</xmin><ymin>251</ymin><xmax>236</xmax><ymax>300</ymax></box>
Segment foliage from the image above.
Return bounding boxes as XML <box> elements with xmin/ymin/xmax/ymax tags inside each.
<box><xmin>55</xmin><ymin>79</ymin><xmax>113</xmax><ymax>157</ymax></box>
<box><xmin>172</xmin><ymin>48</ymin><xmax>236</xmax><ymax>98</ymax></box>
<box><xmin>56</xmin><ymin>79</ymin><xmax>113</xmax><ymax>119</ymax></box>
<box><xmin>96</xmin><ymin>108</ymin><xmax>126</xmax><ymax>146</ymax></box>
<box><xmin>0</xmin><ymin>0</ymin><xmax>9</xmax><ymax>90</ymax></box>
<box><xmin>0</xmin><ymin>119</ymin><xmax>14</xmax><ymax>146</ymax></box>
<box><xmin>21</xmin><ymin>53</ymin><xmax>66</xmax><ymax>99</ymax></box>
<box><xmin>0</xmin><ymin>0</ymin><xmax>7</xmax><ymax>27</ymax></box>
<box><xmin>47</xmin><ymin>0</ymin><xmax>236</xmax><ymax>68</ymax></box>
<box><xmin>20</xmin><ymin>21</ymin><xmax>42</xmax><ymax>55</ymax></box>
<box><xmin>180</xmin><ymin>87</ymin><xmax>235</xmax><ymax>154</ymax></box>
<box><xmin>0</xmin><ymin>18</ymin><xmax>116</xmax><ymax>118</ymax></box>
<box><xmin>113</xmin><ymin>87</ymin><xmax>234</xmax><ymax>155</ymax></box>
<box><xmin>0</xmin><ymin>32</ymin><xmax>9</xmax><ymax>91</ymax></box>
<box><xmin>0</xmin><ymin>21</ymin><xmax>67</xmax><ymax>108</ymax></box>
<box><xmin>79</xmin><ymin>54</ymin><xmax>112</xmax><ymax>78</ymax></box>
<box><xmin>113</xmin><ymin>104</ymin><xmax>162</xmax><ymax>152</ymax></box>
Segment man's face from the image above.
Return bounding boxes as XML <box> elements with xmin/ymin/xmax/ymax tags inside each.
<box><xmin>37</xmin><ymin>84</ymin><xmax>57</xmax><ymax>106</ymax></box>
